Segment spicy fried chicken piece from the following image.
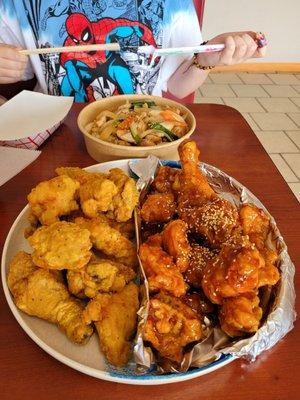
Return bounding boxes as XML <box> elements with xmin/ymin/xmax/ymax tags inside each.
<box><xmin>184</xmin><ymin>244</ymin><xmax>217</xmax><ymax>289</ymax></box>
<box><xmin>28</xmin><ymin>221</ymin><xmax>92</xmax><ymax>270</ymax></box>
<box><xmin>140</xmin><ymin>193</ymin><xmax>176</xmax><ymax>223</ymax></box>
<box><xmin>202</xmin><ymin>236</ymin><xmax>265</xmax><ymax>304</ymax></box>
<box><xmin>67</xmin><ymin>259</ymin><xmax>136</xmax><ymax>298</ymax></box>
<box><xmin>75</xmin><ymin>217</ymin><xmax>137</xmax><ymax>267</ymax></box>
<box><xmin>182</xmin><ymin>291</ymin><xmax>215</xmax><ymax>317</ymax></box>
<box><xmin>219</xmin><ymin>292</ymin><xmax>263</xmax><ymax>337</ymax></box>
<box><xmin>27</xmin><ymin>175</ymin><xmax>79</xmax><ymax>226</ymax></box>
<box><xmin>83</xmin><ymin>282</ymin><xmax>139</xmax><ymax>367</ymax></box>
<box><xmin>152</xmin><ymin>166</ymin><xmax>181</xmax><ymax>194</ymax></box>
<box><xmin>106</xmin><ymin>168</ymin><xmax>139</xmax><ymax>222</ymax></box>
<box><xmin>239</xmin><ymin>203</ymin><xmax>270</xmax><ymax>250</ymax></box>
<box><xmin>161</xmin><ymin>220</ymin><xmax>191</xmax><ymax>273</ymax></box>
<box><xmin>143</xmin><ymin>293</ymin><xmax>202</xmax><ymax>362</ymax></box>
<box><xmin>8</xmin><ymin>252</ymin><xmax>93</xmax><ymax>344</ymax></box>
<box><xmin>258</xmin><ymin>248</ymin><xmax>280</xmax><ymax>287</ymax></box>
<box><xmin>139</xmin><ymin>242</ymin><xmax>187</xmax><ymax>297</ymax></box>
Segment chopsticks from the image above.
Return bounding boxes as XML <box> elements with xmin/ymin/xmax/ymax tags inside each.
<box><xmin>19</xmin><ymin>42</ymin><xmax>121</xmax><ymax>55</ymax></box>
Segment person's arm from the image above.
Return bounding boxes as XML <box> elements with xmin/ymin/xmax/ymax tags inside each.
<box><xmin>167</xmin><ymin>31</ymin><xmax>267</xmax><ymax>99</ymax></box>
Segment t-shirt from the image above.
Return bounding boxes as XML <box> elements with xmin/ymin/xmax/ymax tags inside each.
<box><xmin>0</xmin><ymin>0</ymin><xmax>202</xmax><ymax>102</ymax></box>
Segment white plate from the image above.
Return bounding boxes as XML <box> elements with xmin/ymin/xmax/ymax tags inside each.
<box><xmin>1</xmin><ymin>159</ymin><xmax>233</xmax><ymax>385</ymax></box>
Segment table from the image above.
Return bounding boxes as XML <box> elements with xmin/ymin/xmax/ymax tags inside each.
<box><xmin>0</xmin><ymin>103</ymin><xmax>299</xmax><ymax>400</ymax></box>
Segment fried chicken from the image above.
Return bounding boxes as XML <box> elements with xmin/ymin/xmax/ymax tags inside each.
<box><xmin>28</xmin><ymin>221</ymin><xmax>92</xmax><ymax>270</ymax></box>
<box><xmin>55</xmin><ymin>166</ymin><xmax>105</xmax><ymax>185</ymax></box>
<box><xmin>27</xmin><ymin>175</ymin><xmax>79</xmax><ymax>226</ymax></box>
<box><xmin>140</xmin><ymin>192</ymin><xmax>176</xmax><ymax>223</ymax></box>
<box><xmin>143</xmin><ymin>293</ymin><xmax>202</xmax><ymax>362</ymax></box>
<box><xmin>219</xmin><ymin>292</ymin><xmax>263</xmax><ymax>337</ymax></box>
<box><xmin>67</xmin><ymin>258</ymin><xmax>136</xmax><ymax>298</ymax></box>
<box><xmin>139</xmin><ymin>242</ymin><xmax>187</xmax><ymax>297</ymax></box>
<box><xmin>74</xmin><ymin>217</ymin><xmax>137</xmax><ymax>267</ymax></box>
<box><xmin>239</xmin><ymin>203</ymin><xmax>270</xmax><ymax>250</ymax></box>
<box><xmin>8</xmin><ymin>251</ymin><xmax>93</xmax><ymax>344</ymax></box>
<box><xmin>258</xmin><ymin>248</ymin><xmax>280</xmax><ymax>288</ymax></box>
<box><xmin>83</xmin><ymin>282</ymin><xmax>139</xmax><ymax>367</ymax></box>
<box><xmin>152</xmin><ymin>166</ymin><xmax>181</xmax><ymax>194</ymax></box>
<box><xmin>161</xmin><ymin>219</ymin><xmax>191</xmax><ymax>273</ymax></box>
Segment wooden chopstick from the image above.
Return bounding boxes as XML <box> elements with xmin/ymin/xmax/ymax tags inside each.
<box><xmin>19</xmin><ymin>42</ymin><xmax>121</xmax><ymax>55</ymax></box>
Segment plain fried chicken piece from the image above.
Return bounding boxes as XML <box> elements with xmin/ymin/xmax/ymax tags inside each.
<box><xmin>83</xmin><ymin>282</ymin><xmax>139</xmax><ymax>367</ymax></box>
<box><xmin>219</xmin><ymin>293</ymin><xmax>263</xmax><ymax>337</ymax></box>
<box><xmin>55</xmin><ymin>166</ymin><xmax>105</xmax><ymax>185</ymax></box>
<box><xmin>202</xmin><ymin>236</ymin><xmax>265</xmax><ymax>304</ymax></box>
<box><xmin>139</xmin><ymin>242</ymin><xmax>187</xmax><ymax>297</ymax></box>
<box><xmin>106</xmin><ymin>168</ymin><xmax>139</xmax><ymax>222</ymax></box>
<box><xmin>27</xmin><ymin>175</ymin><xmax>79</xmax><ymax>226</ymax></box>
<box><xmin>74</xmin><ymin>217</ymin><xmax>137</xmax><ymax>267</ymax></box>
<box><xmin>152</xmin><ymin>166</ymin><xmax>181</xmax><ymax>194</ymax></box>
<box><xmin>79</xmin><ymin>175</ymin><xmax>118</xmax><ymax>218</ymax></box>
<box><xmin>184</xmin><ymin>244</ymin><xmax>217</xmax><ymax>289</ymax></box>
<box><xmin>67</xmin><ymin>259</ymin><xmax>136</xmax><ymax>298</ymax></box>
<box><xmin>140</xmin><ymin>192</ymin><xmax>176</xmax><ymax>223</ymax></box>
<box><xmin>95</xmin><ymin>213</ymin><xmax>135</xmax><ymax>239</ymax></box>
<box><xmin>178</xmin><ymin>140</ymin><xmax>215</xmax><ymax>208</ymax></box>
<box><xmin>143</xmin><ymin>293</ymin><xmax>202</xmax><ymax>362</ymax></box>
<box><xmin>28</xmin><ymin>221</ymin><xmax>92</xmax><ymax>270</ymax></box>
<box><xmin>161</xmin><ymin>220</ymin><xmax>191</xmax><ymax>273</ymax></box>
<box><xmin>8</xmin><ymin>252</ymin><xmax>93</xmax><ymax>344</ymax></box>
<box><xmin>239</xmin><ymin>203</ymin><xmax>270</xmax><ymax>250</ymax></box>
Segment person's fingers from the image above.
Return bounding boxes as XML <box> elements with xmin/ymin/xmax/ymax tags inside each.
<box><xmin>219</xmin><ymin>36</ymin><xmax>236</xmax><ymax>65</ymax></box>
<box><xmin>231</xmin><ymin>36</ymin><xmax>248</xmax><ymax>63</ymax></box>
<box><xmin>241</xmin><ymin>33</ymin><xmax>258</xmax><ymax>61</ymax></box>
<box><xmin>0</xmin><ymin>75</ymin><xmax>21</xmax><ymax>84</ymax></box>
<box><xmin>0</xmin><ymin>44</ymin><xmax>28</xmax><ymax>63</ymax></box>
<box><xmin>0</xmin><ymin>66</ymin><xmax>24</xmax><ymax>79</ymax></box>
<box><xmin>0</xmin><ymin>58</ymin><xmax>26</xmax><ymax>72</ymax></box>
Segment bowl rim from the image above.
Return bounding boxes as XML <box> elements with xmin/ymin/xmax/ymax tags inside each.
<box><xmin>77</xmin><ymin>94</ymin><xmax>196</xmax><ymax>152</ymax></box>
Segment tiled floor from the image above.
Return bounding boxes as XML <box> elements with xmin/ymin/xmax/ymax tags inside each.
<box><xmin>195</xmin><ymin>72</ymin><xmax>300</xmax><ymax>202</ymax></box>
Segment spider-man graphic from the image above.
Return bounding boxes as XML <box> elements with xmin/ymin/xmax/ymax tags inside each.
<box><xmin>60</xmin><ymin>13</ymin><xmax>157</xmax><ymax>102</ymax></box>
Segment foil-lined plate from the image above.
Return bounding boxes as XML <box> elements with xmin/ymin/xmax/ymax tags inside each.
<box><xmin>1</xmin><ymin>159</ymin><xmax>295</xmax><ymax>385</ymax></box>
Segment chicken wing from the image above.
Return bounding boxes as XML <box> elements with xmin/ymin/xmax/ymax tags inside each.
<box><xmin>239</xmin><ymin>204</ymin><xmax>270</xmax><ymax>250</ymax></box>
<box><xmin>140</xmin><ymin>192</ymin><xmax>176</xmax><ymax>223</ymax></box>
<box><xmin>67</xmin><ymin>258</ymin><xmax>136</xmax><ymax>298</ymax></box>
<box><xmin>139</xmin><ymin>242</ymin><xmax>187</xmax><ymax>297</ymax></box>
<box><xmin>143</xmin><ymin>293</ymin><xmax>202</xmax><ymax>363</ymax></box>
<box><xmin>83</xmin><ymin>282</ymin><xmax>139</xmax><ymax>367</ymax></box>
<box><xmin>27</xmin><ymin>175</ymin><xmax>79</xmax><ymax>226</ymax></box>
<box><xmin>161</xmin><ymin>219</ymin><xmax>191</xmax><ymax>273</ymax></box>
<box><xmin>219</xmin><ymin>293</ymin><xmax>263</xmax><ymax>337</ymax></box>
<box><xmin>202</xmin><ymin>236</ymin><xmax>265</xmax><ymax>304</ymax></box>
<box><xmin>152</xmin><ymin>166</ymin><xmax>181</xmax><ymax>194</ymax></box>
<box><xmin>8</xmin><ymin>251</ymin><xmax>93</xmax><ymax>344</ymax></box>
<box><xmin>28</xmin><ymin>221</ymin><xmax>92</xmax><ymax>270</ymax></box>
<box><xmin>74</xmin><ymin>217</ymin><xmax>137</xmax><ymax>267</ymax></box>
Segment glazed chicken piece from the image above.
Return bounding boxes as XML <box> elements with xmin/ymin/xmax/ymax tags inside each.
<box><xmin>258</xmin><ymin>248</ymin><xmax>280</xmax><ymax>288</ymax></box>
<box><xmin>202</xmin><ymin>236</ymin><xmax>265</xmax><ymax>304</ymax></box>
<box><xmin>182</xmin><ymin>291</ymin><xmax>215</xmax><ymax>318</ymax></box>
<box><xmin>74</xmin><ymin>217</ymin><xmax>137</xmax><ymax>267</ymax></box>
<box><xmin>28</xmin><ymin>221</ymin><xmax>92</xmax><ymax>270</ymax></box>
<box><xmin>152</xmin><ymin>166</ymin><xmax>181</xmax><ymax>194</ymax></box>
<box><xmin>177</xmin><ymin>140</ymin><xmax>215</xmax><ymax>208</ymax></box>
<box><xmin>106</xmin><ymin>168</ymin><xmax>139</xmax><ymax>222</ymax></box>
<box><xmin>161</xmin><ymin>219</ymin><xmax>191</xmax><ymax>273</ymax></box>
<box><xmin>219</xmin><ymin>292</ymin><xmax>263</xmax><ymax>337</ymax></box>
<box><xmin>67</xmin><ymin>258</ymin><xmax>136</xmax><ymax>298</ymax></box>
<box><xmin>83</xmin><ymin>282</ymin><xmax>139</xmax><ymax>367</ymax></box>
<box><xmin>27</xmin><ymin>175</ymin><xmax>79</xmax><ymax>226</ymax></box>
<box><xmin>55</xmin><ymin>166</ymin><xmax>106</xmax><ymax>185</ymax></box>
<box><xmin>179</xmin><ymin>196</ymin><xmax>240</xmax><ymax>249</ymax></box>
<box><xmin>239</xmin><ymin>203</ymin><xmax>270</xmax><ymax>250</ymax></box>
<box><xmin>184</xmin><ymin>244</ymin><xmax>217</xmax><ymax>289</ymax></box>
<box><xmin>143</xmin><ymin>293</ymin><xmax>202</xmax><ymax>362</ymax></box>
<box><xmin>139</xmin><ymin>242</ymin><xmax>187</xmax><ymax>297</ymax></box>
<box><xmin>8</xmin><ymin>251</ymin><xmax>93</xmax><ymax>344</ymax></box>
<box><xmin>140</xmin><ymin>192</ymin><xmax>176</xmax><ymax>223</ymax></box>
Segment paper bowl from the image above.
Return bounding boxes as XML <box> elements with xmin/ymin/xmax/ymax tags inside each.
<box><xmin>77</xmin><ymin>94</ymin><xmax>196</xmax><ymax>162</ymax></box>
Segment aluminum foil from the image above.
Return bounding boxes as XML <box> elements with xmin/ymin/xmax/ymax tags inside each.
<box><xmin>129</xmin><ymin>156</ymin><xmax>296</xmax><ymax>373</ymax></box>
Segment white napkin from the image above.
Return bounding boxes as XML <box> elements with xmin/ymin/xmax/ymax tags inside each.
<box><xmin>0</xmin><ymin>146</ymin><xmax>41</xmax><ymax>186</ymax></box>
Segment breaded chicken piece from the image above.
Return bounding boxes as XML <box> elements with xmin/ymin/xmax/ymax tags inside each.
<box><xmin>161</xmin><ymin>220</ymin><xmax>191</xmax><ymax>273</ymax></box>
<box><xmin>95</xmin><ymin>213</ymin><xmax>135</xmax><ymax>239</ymax></box>
<box><xmin>55</xmin><ymin>166</ymin><xmax>105</xmax><ymax>185</ymax></box>
<box><xmin>140</xmin><ymin>192</ymin><xmax>176</xmax><ymax>223</ymax></box>
<box><xmin>106</xmin><ymin>168</ymin><xmax>139</xmax><ymax>222</ymax></box>
<box><xmin>79</xmin><ymin>176</ymin><xmax>118</xmax><ymax>218</ymax></box>
<box><xmin>28</xmin><ymin>221</ymin><xmax>92</xmax><ymax>270</ymax></box>
<box><xmin>219</xmin><ymin>293</ymin><xmax>263</xmax><ymax>337</ymax></box>
<box><xmin>239</xmin><ymin>203</ymin><xmax>270</xmax><ymax>250</ymax></box>
<box><xmin>67</xmin><ymin>259</ymin><xmax>136</xmax><ymax>298</ymax></box>
<box><xmin>152</xmin><ymin>166</ymin><xmax>181</xmax><ymax>194</ymax></box>
<box><xmin>8</xmin><ymin>252</ymin><xmax>93</xmax><ymax>344</ymax></box>
<box><xmin>258</xmin><ymin>248</ymin><xmax>280</xmax><ymax>288</ymax></box>
<box><xmin>74</xmin><ymin>217</ymin><xmax>137</xmax><ymax>267</ymax></box>
<box><xmin>83</xmin><ymin>282</ymin><xmax>139</xmax><ymax>367</ymax></box>
<box><xmin>27</xmin><ymin>175</ymin><xmax>79</xmax><ymax>226</ymax></box>
<box><xmin>139</xmin><ymin>242</ymin><xmax>187</xmax><ymax>297</ymax></box>
<box><xmin>143</xmin><ymin>293</ymin><xmax>202</xmax><ymax>362</ymax></box>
